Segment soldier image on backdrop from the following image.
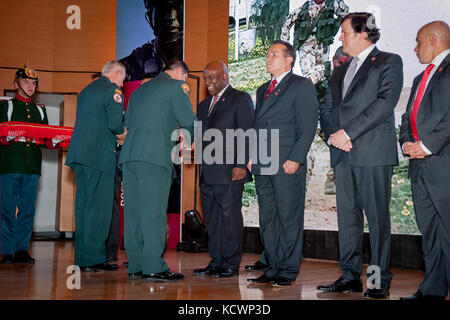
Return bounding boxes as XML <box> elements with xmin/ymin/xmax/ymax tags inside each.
<box><xmin>0</xmin><ymin>64</ymin><xmax>48</xmax><ymax>264</ymax></box>
<box><xmin>280</xmin><ymin>0</ymin><xmax>348</xmax><ymax>98</ymax></box>
<box><xmin>281</xmin><ymin>0</ymin><xmax>349</xmax><ymax>190</ymax></box>
<box><xmin>119</xmin><ymin>0</ymin><xmax>184</xmax><ymax>82</ymax></box>
<box><xmin>65</xmin><ymin>60</ymin><xmax>127</xmax><ymax>272</ymax></box>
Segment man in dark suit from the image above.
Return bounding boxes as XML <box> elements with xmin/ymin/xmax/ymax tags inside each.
<box><xmin>317</xmin><ymin>12</ymin><xmax>403</xmax><ymax>298</ymax></box>
<box><xmin>119</xmin><ymin>59</ymin><xmax>196</xmax><ymax>282</ymax></box>
<box><xmin>66</xmin><ymin>61</ymin><xmax>127</xmax><ymax>271</ymax></box>
<box><xmin>192</xmin><ymin>61</ymin><xmax>254</xmax><ymax>278</ymax></box>
<box><xmin>247</xmin><ymin>40</ymin><xmax>318</xmax><ymax>287</ymax></box>
<box><xmin>399</xmin><ymin>21</ymin><xmax>450</xmax><ymax>301</ymax></box>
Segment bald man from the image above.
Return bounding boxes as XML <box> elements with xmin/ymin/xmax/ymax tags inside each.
<box><xmin>399</xmin><ymin>21</ymin><xmax>450</xmax><ymax>301</ymax></box>
<box><xmin>193</xmin><ymin>61</ymin><xmax>254</xmax><ymax>278</ymax></box>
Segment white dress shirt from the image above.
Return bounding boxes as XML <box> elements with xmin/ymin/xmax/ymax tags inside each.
<box><xmin>209</xmin><ymin>84</ymin><xmax>230</xmax><ymax>109</ymax></box>
<box><xmin>271</xmin><ymin>70</ymin><xmax>290</xmax><ymax>88</ymax></box>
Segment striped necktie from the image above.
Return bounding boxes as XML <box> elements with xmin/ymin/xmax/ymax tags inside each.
<box><xmin>207</xmin><ymin>95</ymin><xmax>220</xmax><ymax>116</ymax></box>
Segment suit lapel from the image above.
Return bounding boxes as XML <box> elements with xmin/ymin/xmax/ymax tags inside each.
<box><xmin>208</xmin><ymin>85</ymin><xmax>232</xmax><ymax>119</ymax></box>
<box><xmin>200</xmin><ymin>96</ymin><xmax>212</xmax><ymax>120</ymax></box>
<box><xmin>255</xmin><ymin>81</ymin><xmax>270</xmax><ymax>118</ymax></box>
<box><xmin>344</xmin><ymin>47</ymin><xmax>380</xmax><ymax>98</ymax></box>
<box><xmin>257</xmin><ymin>72</ymin><xmax>293</xmax><ymax>120</ymax></box>
<box><xmin>409</xmin><ymin>53</ymin><xmax>450</xmax><ymax>116</ymax></box>
<box><xmin>406</xmin><ymin>75</ymin><xmax>421</xmax><ymax>115</ymax></box>
<box><xmin>421</xmin><ymin>53</ymin><xmax>450</xmax><ymax>106</ymax></box>
<box><xmin>334</xmin><ymin>61</ymin><xmax>350</xmax><ymax>103</ymax></box>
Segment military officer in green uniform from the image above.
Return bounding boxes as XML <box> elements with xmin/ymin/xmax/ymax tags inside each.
<box><xmin>0</xmin><ymin>65</ymin><xmax>48</xmax><ymax>264</ymax></box>
<box><xmin>66</xmin><ymin>60</ymin><xmax>127</xmax><ymax>271</ymax></box>
<box><xmin>119</xmin><ymin>59</ymin><xmax>197</xmax><ymax>282</ymax></box>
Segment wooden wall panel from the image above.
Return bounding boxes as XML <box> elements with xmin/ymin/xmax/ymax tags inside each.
<box><xmin>0</xmin><ymin>0</ymin><xmax>115</xmax><ymax>95</ymax></box>
<box><xmin>55</xmin><ymin>95</ymin><xmax>77</xmax><ymax>231</ymax></box>
<box><xmin>0</xmin><ymin>1</ymin><xmax>116</xmax><ymax>232</ymax></box>
<box><xmin>0</xmin><ymin>0</ymin><xmax>230</xmax><ymax>232</ymax></box>
<box><xmin>0</xmin><ymin>0</ymin><xmax>56</xmax><ymax>70</ymax></box>
<box><xmin>52</xmin><ymin>1</ymin><xmax>117</xmax><ymax>72</ymax></box>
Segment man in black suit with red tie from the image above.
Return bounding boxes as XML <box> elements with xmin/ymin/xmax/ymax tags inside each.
<box><xmin>399</xmin><ymin>21</ymin><xmax>450</xmax><ymax>301</ymax></box>
<box><xmin>317</xmin><ymin>13</ymin><xmax>403</xmax><ymax>298</ymax></box>
<box><xmin>247</xmin><ymin>40</ymin><xmax>318</xmax><ymax>287</ymax></box>
<box><xmin>193</xmin><ymin>61</ymin><xmax>254</xmax><ymax>278</ymax></box>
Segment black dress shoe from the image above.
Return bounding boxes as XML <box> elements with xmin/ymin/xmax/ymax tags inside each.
<box><xmin>400</xmin><ymin>291</ymin><xmax>446</xmax><ymax>301</ymax></box>
<box><xmin>1</xmin><ymin>254</ymin><xmax>14</xmax><ymax>264</ymax></box>
<box><xmin>213</xmin><ymin>268</ymin><xmax>239</xmax><ymax>278</ymax></box>
<box><xmin>245</xmin><ymin>261</ymin><xmax>267</xmax><ymax>271</ymax></box>
<box><xmin>80</xmin><ymin>262</ymin><xmax>118</xmax><ymax>272</ymax></box>
<box><xmin>142</xmin><ymin>270</ymin><xmax>185</xmax><ymax>282</ymax></box>
<box><xmin>128</xmin><ymin>271</ymin><xmax>143</xmax><ymax>280</ymax></box>
<box><xmin>273</xmin><ymin>276</ymin><xmax>293</xmax><ymax>287</ymax></box>
<box><xmin>247</xmin><ymin>274</ymin><xmax>275</xmax><ymax>284</ymax></box>
<box><xmin>13</xmin><ymin>251</ymin><xmax>35</xmax><ymax>264</ymax></box>
<box><xmin>317</xmin><ymin>277</ymin><xmax>363</xmax><ymax>293</ymax></box>
<box><xmin>363</xmin><ymin>285</ymin><xmax>390</xmax><ymax>299</ymax></box>
<box><xmin>193</xmin><ymin>266</ymin><xmax>220</xmax><ymax>276</ymax></box>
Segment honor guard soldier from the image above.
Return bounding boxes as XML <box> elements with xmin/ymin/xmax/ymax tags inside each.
<box><xmin>0</xmin><ymin>63</ymin><xmax>48</xmax><ymax>264</ymax></box>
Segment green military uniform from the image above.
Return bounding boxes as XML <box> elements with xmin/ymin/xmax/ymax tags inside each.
<box><xmin>119</xmin><ymin>71</ymin><xmax>197</xmax><ymax>275</ymax></box>
<box><xmin>0</xmin><ymin>96</ymin><xmax>48</xmax><ymax>175</ymax></box>
<box><xmin>65</xmin><ymin>76</ymin><xmax>124</xmax><ymax>267</ymax></box>
<box><xmin>0</xmin><ymin>95</ymin><xmax>48</xmax><ymax>257</ymax></box>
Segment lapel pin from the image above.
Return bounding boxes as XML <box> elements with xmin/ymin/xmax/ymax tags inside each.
<box><xmin>371</xmin><ymin>57</ymin><xmax>376</xmax><ymax>61</ymax></box>
<box><xmin>438</xmin><ymin>67</ymin><xmax>443</xmax><ymax>72</ymax></box>
<box><xmin>222</xmin><ymin>98</ymin><xmax>225</xmax><ymax>101</ymax></box>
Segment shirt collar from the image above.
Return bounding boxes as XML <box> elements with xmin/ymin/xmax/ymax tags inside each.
<box><xmin>356</xmin><ymin>44</ymin><xmax>376</xmax><ymax>64</ymax></box>
<box><xmin>431</xmin><ymin>48</ymin><xmax>450</xmax><ymax>68</ymax></box>
<box><xmin>15</xmin><ymin>94</ymin><xmax>32</xmax><ymax>103</ymax></box>
<box><xmin>215</xmin><ymin>84</ymin><xmax>230</xmax><ymax>99</ymax></box>
<box><xmin>273</xmin><ymin>70</ymin><xmax>290</xmax><ymax>85</ymax></box>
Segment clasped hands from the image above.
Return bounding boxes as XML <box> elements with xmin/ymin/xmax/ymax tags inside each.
<box><xmin>403</xmin><ymin>141</ymin><xmax>429</xmax><ymax>159</ymax></box>
<box><xmin>329</xmin><ymin>129</ymin><xmax>352</xmax><ymax>152</ymax></box>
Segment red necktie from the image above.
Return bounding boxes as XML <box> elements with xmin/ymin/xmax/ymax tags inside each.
<box><xmin>265</xmin><ymin>79</ymin><xmax>277</xmax><ymax>100</ymax></box>
<box><xmin>410</xmin><ymin>64</ymin><xmax>434</xmax><ymax>141</ymax></box>
<box><xmin>207</xmin><ymin>95</ymin><xmax>220</xmax><ymax>116</ymax></box>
